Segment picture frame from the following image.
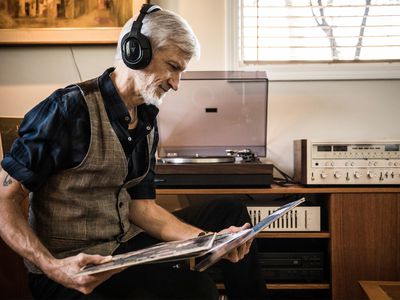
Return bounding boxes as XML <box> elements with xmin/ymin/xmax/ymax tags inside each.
<box><xmin>0</xmin><ymin>117</ymin><xmax>23</xmax><ymax>159</ymax></box>
<box><xmin>0</xmin><ymin>0</ymin><xmax>147</xmax><ymax>45</ymax></box>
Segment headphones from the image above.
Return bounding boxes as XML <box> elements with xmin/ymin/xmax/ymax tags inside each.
<box><xmin>121</xmin><ymin>4</ymin><xmax>161</xmax><ymax>70</ymax></box>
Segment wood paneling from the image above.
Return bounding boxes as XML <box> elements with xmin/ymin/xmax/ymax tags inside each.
<box><xmin>0</xmin><ymin>239</ymin><xmax>31</xmax><ymax>299</ymax></box>
<box><xmin>330</xmin><ymin>193</ymin><xmax>400</xmax><ymax>300</ymax></box>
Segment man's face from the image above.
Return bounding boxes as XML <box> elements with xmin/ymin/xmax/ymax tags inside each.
<box><xmin>135</xmin><ymin>46</ymin><xmax>190</xmax><ymax>106</ymax></box>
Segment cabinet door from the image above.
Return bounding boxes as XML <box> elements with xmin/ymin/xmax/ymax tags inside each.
<box><xmin>330</xmin><ymin>193</ymin><xmax>400</xmax><ymax>300</ymax></box>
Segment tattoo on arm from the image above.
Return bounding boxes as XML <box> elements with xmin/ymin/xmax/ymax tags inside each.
<box><xmin>3</xmin><ymin>175</ymin><xmax>12</xmax><ymax>187</ymax></box>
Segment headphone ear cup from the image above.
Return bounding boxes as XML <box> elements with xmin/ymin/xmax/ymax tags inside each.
<box><xmin>121</xmin><ymin>32</ymin><xmax>152</xmax><ymax>70</ymax></box>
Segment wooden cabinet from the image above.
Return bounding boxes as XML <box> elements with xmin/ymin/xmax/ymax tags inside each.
<box><xmin>157</xmin><ymin>185</ymin><xmax>400</xmax><ymax>300</ymax></box>
<box><xmin>330</xmin><ymin>193</ymin><xmax>400</xmax><ymax>300</ymax></box>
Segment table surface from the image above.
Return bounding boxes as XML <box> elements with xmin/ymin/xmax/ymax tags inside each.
<box><xmin>359</xmin><ymin>281</ymin><xmax>400</xmax><ymax>300</ymax></box>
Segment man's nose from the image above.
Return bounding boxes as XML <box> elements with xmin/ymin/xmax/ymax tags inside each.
<box><xmin>168</xmin><ymin>73</ymin><xmax>181</xmax><ymax>91</ymax></box>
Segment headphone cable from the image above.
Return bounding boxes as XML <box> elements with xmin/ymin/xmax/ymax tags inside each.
<box><xmin>70</xmin><ymin>46</ymin><xmax>83</xmax><ymax>82</ymax></box>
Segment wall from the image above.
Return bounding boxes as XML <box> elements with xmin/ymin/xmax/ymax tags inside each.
<box><xmin>0</xmin><ymin>0</ymin><xmax>399</xmax><ymax>176</ymax></box>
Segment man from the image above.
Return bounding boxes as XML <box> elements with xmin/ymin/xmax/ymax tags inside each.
<box><xmin>0</xmin><ymin>4</ymin><xmax>267</xmax><ymax>299</ymax></box>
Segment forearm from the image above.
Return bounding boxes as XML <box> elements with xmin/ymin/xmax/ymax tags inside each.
<box><xmin>0</xmin><ymin>171</ymin><xmax>55</xmax><ymax>273</ymax></box>
<box><xmin>129</xmin><ymin>200</ymin><xmax>203</xmax><ymax>241</ymax></box>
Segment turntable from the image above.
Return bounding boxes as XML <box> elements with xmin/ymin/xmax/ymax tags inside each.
<box><xmin>160</xmin><ymin>156</ymin><xmax>235</xmax><ymax>164</ymax></box>
<box><xmin>156</xmin><ymin>152</ymin><xmax>273</xmax><ymax>188</ymax></box>
<box><xmin>155</xmin><ymin>71</ymin><xmax>272</xmax><ymax>188</ymax></box>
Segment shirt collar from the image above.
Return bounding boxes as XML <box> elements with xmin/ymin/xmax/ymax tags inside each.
<box><xmin>98</xmin><ymin>68</ymin><xmax>159</xmax><ymax>128</ymax></box>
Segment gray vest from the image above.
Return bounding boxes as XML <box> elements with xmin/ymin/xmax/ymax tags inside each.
<box><xmin>25</xmin><ymin>78</ymin><xmax>155</xmax><ymax>273</ymax></box>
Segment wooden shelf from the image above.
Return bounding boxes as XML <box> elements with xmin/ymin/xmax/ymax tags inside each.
<box><xmin>267</xmin><ymin>283</ymin><xmax>330</xmax><ymax>290</ymax></box>
<box><xmin>257</xmin><ymin>232</ymin><xmax>330</xmax><ymax>238</ymax></box>
<box><xmin>157</xmin><ymin>184</ymin><xmax>400</xmax><ymax>195</ymax></box>
<box><xmin>216</xmin><ymin>283</ymin><xmax>330</xmax><ymax>290</ymax></box>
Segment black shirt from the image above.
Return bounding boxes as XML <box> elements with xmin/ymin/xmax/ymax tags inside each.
<box><xmin>1</xmin><ymin>68</ymin><xmax>159</xmax><ymax>199</ymax></box>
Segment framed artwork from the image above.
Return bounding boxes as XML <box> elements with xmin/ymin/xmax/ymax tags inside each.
<box><xmin>0</xmin><ymin>0</ymin><xmax>147</xmax><ymax>44</ymax></box>
<box><xmin>0</xmin><ymin>117</ymin><xmax>23</xmax><ymax>159</ymax></box>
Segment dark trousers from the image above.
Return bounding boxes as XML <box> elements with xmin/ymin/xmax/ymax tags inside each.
<box><xmin>28</xmin><ymin>201</ymin><xmax>267</xmax><ymax>300</ymax></box>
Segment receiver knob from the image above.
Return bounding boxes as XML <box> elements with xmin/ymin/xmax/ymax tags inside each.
<box><xmin>320</xmin><ymin>172</ymin><xmax>328</xmax><ymax>179</ymax></box>
<box><xmin>354</xmin><ymin>171</ymin><xmax>362</xmax><ymax>179</ymax></box>
<box><xmin>334</xmin><ymin>172</ymin><xmax>342</xmax><ymax>178</ymax></box>
<box><xmin>367</xmin><ymin>171</ymin><xmax>376</xmax><ymax>179</ymax></box>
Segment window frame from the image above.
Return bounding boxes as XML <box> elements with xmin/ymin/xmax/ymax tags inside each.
<box><xmin>226</xmin><ymin>0</ymin><xmax>400</xmax><ymax>81</ymax></box>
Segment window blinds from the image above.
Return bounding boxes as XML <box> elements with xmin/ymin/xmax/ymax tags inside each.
<box><xmin>240</xmin><ymin>0</ymin><xmax>400</xmax><ymax>62</ymax></box>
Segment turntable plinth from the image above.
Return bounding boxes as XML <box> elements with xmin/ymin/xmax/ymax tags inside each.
<box><xmin>155</xmin><ymin>162</ymin><xmax>273</xmax><ymax>188</ymax></box>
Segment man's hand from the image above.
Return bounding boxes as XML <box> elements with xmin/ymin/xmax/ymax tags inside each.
<box><xmin>218</xmin><ymin>223</ymin><xmax>253</xmax><ymax>263</ymax></box>
<box><xmin>45</xmin><ymin>253</ymin><xmax>120</xmax><ymax>295</ymax></box>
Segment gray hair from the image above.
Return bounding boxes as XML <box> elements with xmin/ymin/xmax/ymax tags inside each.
<box><xmin>115</xmin><ymin>9</ymin><xmax>200</xmax><ymax>63</ymax></box>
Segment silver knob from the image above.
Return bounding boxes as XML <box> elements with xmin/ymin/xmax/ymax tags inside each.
<box><xmin>334</xmin><ymin>172</ymin><xmax>342</xmax><ymax>178</ymax></box>
<box><xmin>354</xmin><ymin>171</ymin><xmax>362</xmax><ymax>179</ymax></box>
<box><xmin>320</xmin><ymin>172</ymin><xmax>328</xmax><ymax>179</ymax></box>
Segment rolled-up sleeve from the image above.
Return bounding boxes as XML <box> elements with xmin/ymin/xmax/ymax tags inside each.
<box><xmin>1</xmin><ymin>89</ymin><xmax>82</xmax><ymax>192</ymax></box>
<box><xmin>127</xmin><ymin>169</ymin><xmax>156</xmax><ymax>199</ymax></box>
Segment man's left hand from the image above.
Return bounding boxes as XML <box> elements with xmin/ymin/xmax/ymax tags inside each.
<box><xmin>218</xmin><ymin>223</ymin><xmax>253</xmax><ymax>263</ymax></box>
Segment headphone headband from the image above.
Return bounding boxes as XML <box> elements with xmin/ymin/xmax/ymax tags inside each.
<box><xmin>132</xmin><ymin>4</ymin><xmax>161</xmax><ymax>33</ymax></box>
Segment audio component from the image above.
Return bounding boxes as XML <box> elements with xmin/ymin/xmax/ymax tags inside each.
<box><xmin>155</xmin><ymin>162</ymin><xmax>273</xmax><ymax>188</ymax></box>
<box><xmin>206</xmin><ymin>252</ymin><xmax>325</xmax><ymax>282</ymax></box>
<box><xmin>247</xmin><ymin>205</ymin><xmax>320</xmax><ymax>231</ymax></box>
<box><xmin>258</xmin><ymin>252</ymin><xmax>324</xmax><ymax>282</ymax></box>
<box><xmin>294</xmin><ymin>140</ymin><xmax>400</xmax><ymax>185</ymax></box>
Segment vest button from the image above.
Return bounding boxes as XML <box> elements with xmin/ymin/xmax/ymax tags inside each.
<box><xmin>146</xmin><ymin>125</ymin><xmax>151</xmax><ymax>131</ymax></box>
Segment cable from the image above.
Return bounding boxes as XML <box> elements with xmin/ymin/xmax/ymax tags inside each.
<box><xmin>70</xmin><ymin>46</ymin><xmax>82</xmax><ymax>82</ymax></box>
<box><xmin>272</xmin><ymin>164</ymin><xmax>298</xmax><ymax>186</ymax></box>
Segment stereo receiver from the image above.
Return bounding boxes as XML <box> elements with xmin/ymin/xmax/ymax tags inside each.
<box><xmin>294</xmin><ymin>140</ymin><xmax>400</xmax><ymax>185</ymax></box>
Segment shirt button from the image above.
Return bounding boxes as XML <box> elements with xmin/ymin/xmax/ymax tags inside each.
<box><xmin>128</xmin><ymin>137</ymin><xmax>132</xmax><ymax>142</ymax></box>
<box><xmin>125</xmin><ymin>116</ymin><xmax>130</xmax><ymax>122</ymax></box>
<box><xmin>146</xmin><ymin>125</ymin><xmax>151</xmax><ymax>131</ymax></box>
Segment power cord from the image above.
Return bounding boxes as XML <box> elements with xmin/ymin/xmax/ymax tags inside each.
<box><xmin>272</xmin><ymin>164</ymin><xmax>298</xmax><ymax>186</ymax></box>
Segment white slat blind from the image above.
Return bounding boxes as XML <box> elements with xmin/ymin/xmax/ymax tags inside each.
<box><xmin>240</xmin><ymin>0</ymin><xmax>400</xmax><ymax>62</ymax></box>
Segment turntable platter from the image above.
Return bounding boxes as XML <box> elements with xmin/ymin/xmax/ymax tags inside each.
<box><xmin>160</xmin><ymin>156</ymin><xmax>235</xmax><ymax>164</ymax></box>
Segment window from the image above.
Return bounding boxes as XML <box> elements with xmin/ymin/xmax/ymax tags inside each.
<box><xmin>236</xmin><ymin>0</ymin><xmax>400</xmax><ymax>63</ymax></box>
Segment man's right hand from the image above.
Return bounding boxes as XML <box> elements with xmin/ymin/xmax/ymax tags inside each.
<box><xmin>45</xmin><ymin>253</ymin><xmax>120</xmax><ymax>294</ymax></box>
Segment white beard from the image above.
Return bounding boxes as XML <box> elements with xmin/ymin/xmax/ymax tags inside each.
<box><xmin>135</xmin><ymin>72</ymin><xmax>165</xmax><ymax>107</ymax></box>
